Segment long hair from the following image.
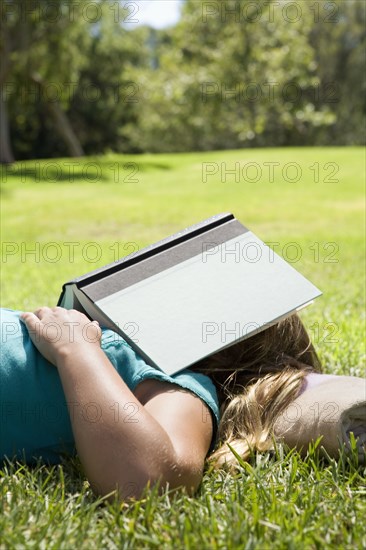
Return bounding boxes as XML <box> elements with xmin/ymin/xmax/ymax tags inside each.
<box><xmin>191</xmin><ymin>314</ymin><xmax>322</xmax><ymax>470</ymax></box>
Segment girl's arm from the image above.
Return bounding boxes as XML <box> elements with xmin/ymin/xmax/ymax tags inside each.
<box><xmin>21</xmin><ymin>307</ymin><xmax>213</xmax><ymax>500</ymax></box>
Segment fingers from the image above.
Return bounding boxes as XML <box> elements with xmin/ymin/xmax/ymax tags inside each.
<box><xmin>20</xmin><ymin>311</ymin><xmax>43</xmax><ymax>339</ymax></box>
<box><xmin>21</xmin><ymin>307</ymin><xmax>53</xmax><ymax>326</ymax></box>
<box><xmin>20</xmin><ymin>311</ymin><xmax>40</xmax><ymax>325</ymax></box>
<box><xmin>20</xmin><ymin>308</ymin><xmax>101</xmax><ymax>343</ymax></box>
<box><xmin>21</xmin><ymin>306</ymin><xmax>53</xmax><ymax>322</ymax></box>
<box><xmin>22</xmin><ymin>307</ymin><xmax>80</xmax><ymax>321</ymax></box>
<box><xmin>32</xmin><ymin>306</ymin><xmax>61</xmax><ymax>318</ymax></box>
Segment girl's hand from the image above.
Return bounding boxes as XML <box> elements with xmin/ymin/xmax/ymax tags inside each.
<box><xmin>20</xmin><ymin>307</ymin><xmax>101</xmax><ymax>367</ymax></box>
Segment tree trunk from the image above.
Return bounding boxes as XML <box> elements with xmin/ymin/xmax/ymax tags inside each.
<box><xmin>30</xmin><ymin>73</ymin><xmax>84</xmax><ymax>158</ymax></box>
<box><xmin>0</xmin><ymin>20</ymin><xmax>15</xmax><ymax>164</ymax></box>
<box><xmin>0</xmin><ymin>83</ymin><xmax>15</xmax><ymax>164</ymax></box>
<box><xmin>45</xmin><ymin>99</ymin><xmax>85</xmax><ymax>157</ymax></box>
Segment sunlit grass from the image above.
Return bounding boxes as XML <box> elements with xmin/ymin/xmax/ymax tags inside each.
<box><xmin>1</xmin><ymin>147</ymin><xmax>365</xmax><ymax>548</ymax></box>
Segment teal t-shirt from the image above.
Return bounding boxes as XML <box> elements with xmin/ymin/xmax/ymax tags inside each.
<box><xmin>0</xmin><ymin>309</ymin><xmax>220</xmax><ymax>463</ymax></box>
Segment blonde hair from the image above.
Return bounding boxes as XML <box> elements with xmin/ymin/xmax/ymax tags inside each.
<box><xmin>192</xmin><ymin>314</ymin><xmax>321</xmax><ymax>470</ymax></box>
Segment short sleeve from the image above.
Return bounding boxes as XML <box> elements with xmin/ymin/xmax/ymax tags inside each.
<box><xmin>101</xmin><ymin>329</ymin><xmax>220</xmax><ymax>451</ymax></box>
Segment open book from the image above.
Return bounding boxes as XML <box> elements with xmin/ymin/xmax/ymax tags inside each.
<box><xmin>58</xmin><ymin>213</ymin><xmax>322</xmax><ymax>375</ymax></box>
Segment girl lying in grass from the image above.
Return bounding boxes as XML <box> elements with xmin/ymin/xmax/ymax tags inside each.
<box><xmin>1</xmin><ymin>307</ymin><xmax>365</xmax><ymax>500</ymax></box>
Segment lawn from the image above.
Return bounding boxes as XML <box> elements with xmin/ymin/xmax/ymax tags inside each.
<box><xmin>1</xmin><ymin>147</ymin><xmax>365</xmax><ymax>548</ymax></box>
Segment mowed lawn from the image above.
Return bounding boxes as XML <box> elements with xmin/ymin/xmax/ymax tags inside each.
<box><xmin>1</xmin><ymin>147</ymin><xmax>365</xmax><ymax>548</ymax></box>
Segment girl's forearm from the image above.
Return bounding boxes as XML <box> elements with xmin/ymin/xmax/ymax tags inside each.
<box><xmin>55</xmin><ymin>345</ymin><xmax>180</xmax><ymax>499</ymax></box>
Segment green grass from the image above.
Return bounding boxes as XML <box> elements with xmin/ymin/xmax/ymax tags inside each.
<box><xmin>1</xmin><ymin>147</ymin><xmax>365</xmax><ymax>548</ymax></box>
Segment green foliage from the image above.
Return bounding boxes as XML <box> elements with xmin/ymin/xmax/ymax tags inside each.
<box><xmin>3</xmin><ymin>0</ymin><xmax>365</xmax><ymax>160</ymax></box>
<box><xmin>68</xmin><ymin>4</ymin><xmax>150</xmax><ymax>155</ymax></box>
<box><xmin>3</xmin><ymin>0</ymin><xmax>92</xmax><ymax>158</ymax></box>
<box><xmin>309</xmin><ymin>0</ymin><xmax>366</xmax><ymax>145</ymax></box>
<box><xmin>123</xmin><ymin>0</ymin><xmax>336</xmax><ymax>152</ymax></box>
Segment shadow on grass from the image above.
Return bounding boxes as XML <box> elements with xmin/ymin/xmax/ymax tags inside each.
<box><xmin>1</xmin><ymin>158</ymin><xmax>174</xmax><ymax>185</ymax></box>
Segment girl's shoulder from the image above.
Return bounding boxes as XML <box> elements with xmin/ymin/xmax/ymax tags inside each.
<box><xmin>100</xmin><ymin>328</ymin><xmax>220</xmax><ymax>450</ymax></box>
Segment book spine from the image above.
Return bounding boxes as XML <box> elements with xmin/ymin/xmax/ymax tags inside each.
<box><xmin>62</xmin><ymin>212</ymin><xmax>235</xmax><ymax>290</ymax></box>
<box><xmin>57</xmin><ymin>287</ymin><xmax>67</xmax><ymax>306</ymax></box>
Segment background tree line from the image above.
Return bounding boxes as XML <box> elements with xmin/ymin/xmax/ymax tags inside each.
<box><xmin>1</xmin><ymin>0</ymin><xmax>365</xmax><ymax>163</ymax></box>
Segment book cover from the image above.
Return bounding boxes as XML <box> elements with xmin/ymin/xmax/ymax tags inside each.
<box><xmin>58</xmin><ymin>213</ymin><xmax>322</xmax><ymax>375</ymax></box>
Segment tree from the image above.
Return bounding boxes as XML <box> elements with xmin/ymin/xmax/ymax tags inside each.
<box><xmin>308</xmin><ymin>0</ymin><xmax>366</xmax><ymax>145</ymax></box>
<box><xmin>122</xmin><ymin>0</ymin><xmax>337</xmax><ymax>152</ymax></box>
<box><xmin>68</xmin><ymin>4</ymin><xmax>149</xmax><ymax>155</ymax></box>
<box><xmin>1</xmin><ymin>0</ymin><xmax>91</xmax><ymax>163</ymax></box>
<box><xmin>2</xmin><ymin>0</ymin><xmax>363</xmax><ymax>160</ymax></box>
<box><xmin>0</xmin><ymin>1</ymin><xmax>18</xmax><ymax>163</ymax></box>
